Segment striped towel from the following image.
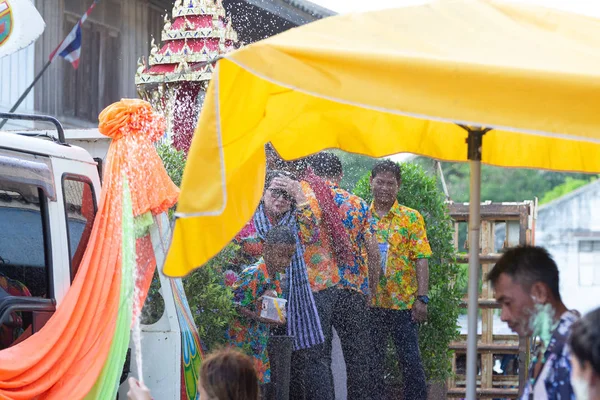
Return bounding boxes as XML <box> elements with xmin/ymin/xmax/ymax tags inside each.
<box><xmin>254</xmin><ymin>204</ymin><xmax>324</xmax><ymax>350</ymax></box>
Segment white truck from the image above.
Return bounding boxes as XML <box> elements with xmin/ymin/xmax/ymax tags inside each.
<box><xmin>0</xmin><ymin>113</ymin><xmax>200</xmax><ymax>400</ymax></box>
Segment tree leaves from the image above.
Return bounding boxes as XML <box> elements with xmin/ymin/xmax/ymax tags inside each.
<box><xmin>182</xmin><ymin>243</ymin><xmax>240</xmax><ymax>350</ymax></box>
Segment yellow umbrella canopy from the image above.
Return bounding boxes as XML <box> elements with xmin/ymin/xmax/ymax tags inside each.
<box><xmin>165</xmin><ymin>1</ymin><xmax>600</xmax><ymax>397</ymax></box>
<box><xmin>165</xmin><ymin>0</ymin><xmax>600</xmax><ymax>277</ymax></box>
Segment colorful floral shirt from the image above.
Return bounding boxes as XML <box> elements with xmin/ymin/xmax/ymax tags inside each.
<box><xmin>325</xmin><ymin>181</ymin><xmax>375</xmax><ymax>295</ymax></box>
<box><xmin>301</xmin><ymin>182</ymin><xmax>339</xmax><ymax>292</ymax></box>
<box><xmin>225</xmin><ymin>261</ymin><xmax>282</xmax><ymax>384</ymax></box>
<box><xmin>370</xmin><ymin>201</ymin><xmax>432</xmax><ymax>310</ymax></box>
<box><xmin>521</xmin><ymin>310</ymin><xmax>578</xmax><ymax>400</ymax></box>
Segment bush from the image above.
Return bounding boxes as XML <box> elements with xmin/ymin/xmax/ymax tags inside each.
<box><xmin>183</xmin><ymin>243</ymin><xmax>239</xmax><ymax>350</ymax></box>
<box><xmin>156</xmin><ymin>142</ymin><xmax>186</xmax><ymax>187</ymax></box>
<box><xmin>354</xmin><ymin>162</ymin><xmax>461</xmax><ymax>383</ymax></box>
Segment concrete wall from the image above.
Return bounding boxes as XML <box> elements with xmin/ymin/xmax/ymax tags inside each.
<box><xmin>536</xmin><ymin>181</ymin><xmax>600</xmax><ymax>315</ymax></box>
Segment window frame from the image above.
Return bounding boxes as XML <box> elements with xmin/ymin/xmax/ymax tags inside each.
<box><xmin>39</xmin><ymin>187</ymin><xmax>54</xmax><ymax>299</ymax></box>
<box><xmin>577</xmin><ymin>238</ymin><xmax>600</xmax><ymax>287</ymax></box>
<box><xmin>60</xmin><ymin>173</ymin><xmax>97</xmax><ymax>282</ymax></box>
<box><xmin>0</xmin><ymin>152</ymin><xmax>57</xmax><ymax>300</ymax></box>
<box><xmin>0</xmin><ymin>186</ymin><xmax>56</xmax><ymax>341</ymax></box>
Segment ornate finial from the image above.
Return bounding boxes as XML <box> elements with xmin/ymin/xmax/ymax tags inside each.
<box><xmin>163</xmin><ymin>13</ymin><xmax>172</xmax><ymax>31</ymax></box>
<box><xmin>136</xmin><ymin>56</ymin><xmax>147</xmax><ymax>75</ymax></box>
<box><xmin>137</xmin><ymin>56</ymin><xmax>147</xmax><ymax>74</ymax></box>
<box><xmin>150</xmin><ymin>37</ymin><xmax>158</xmax><ymax>55</ymax></box>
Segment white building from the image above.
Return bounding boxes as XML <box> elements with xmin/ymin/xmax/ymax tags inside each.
<box><xmin>536</xmin><ymin>179</ymin><xmax>600</xmax><ymax>316</ymax></box>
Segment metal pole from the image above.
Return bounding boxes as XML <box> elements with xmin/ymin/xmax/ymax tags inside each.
<box><xmin>0</xmin><ymin>60</ymin><xmax>52</xmax><ymax>130</ymax></box>
<box><xmin>463</xmin><ymin>127</ymin><xmax>488</xmax><ymax>400</ymax></box>
<box><xmin>435</xmin><ymin>160</ymin><xmax>451</xmax><ymax>201</ymax></box>
<box><xmin>466</xmin><ymin>157</ymin><xmax>481</xmax><ymax>400</ymax></box>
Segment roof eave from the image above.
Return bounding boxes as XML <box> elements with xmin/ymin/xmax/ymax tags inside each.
<box><xmin>242</xmin><ymin>0</ymin><xmax>335</xmax><ymax>25</ymax></box>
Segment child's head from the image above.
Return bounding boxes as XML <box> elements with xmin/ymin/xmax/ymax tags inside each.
<box><xmin>199</xmin><ymin>348</ymin><xmax>259</xmax><ymax>400</ymax></box>
<box><xmin>263</xmin><ymin>225</ymin><xmax>296</xmax><ymax>273</ymax></box>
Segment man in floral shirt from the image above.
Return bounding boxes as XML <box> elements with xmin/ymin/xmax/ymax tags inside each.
<box><xmin>225</xmin><ymin>226</ymin><xmax>296</xmax><ymax>388</ymax></box>
<box><xmin>488</xmin><ymin>246</ymin><xmax>577</xmax><ymax>400</ymax></box>
<box><xmin>308</xmin><ymin>152</ymin><xmax>380</xmax><ymax>400</ymax></box>
<box><xmin>368</xmin><ymin>160</ymin><xmax>432</xmax><ymax>400</ymax></box>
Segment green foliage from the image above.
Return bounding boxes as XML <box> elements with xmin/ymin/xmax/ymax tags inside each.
<box><xmin>434</xmin><ymin>161</ymin><xmax>597</xmax><ymax>203</ymax></box>
<box><xmin>183</xmin><ymin>243</ymin><xmax>240</xmax><ymax>350</ymax></box>
<box><xmin>331</xmin><ymin>150</ymin><xmax>378</xmax><ymax>192</ymax></box>
<box><xmin>540</xmin><ymin>177</ymin><xmax>596</xmax><ymax>204</ymax></box>
<box><xmin>140</xmin><ymin>270</ymin><xmax>165</xmax><ymax>325</ymax></box>
<box><xmin>156</xmin><ymin>142</ymin><xmax>186</xmax><ymax>187</ymax></box>
<box><xmin>354</xmin><ymin>162</ymin><xmax>461</xmax><ymax>383</ymax></box>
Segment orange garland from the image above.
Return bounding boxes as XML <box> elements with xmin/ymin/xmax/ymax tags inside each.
<box><xmin>0</xmin><ymin>99</ymin><xmax>178</xmax><ymax>399</ymax></box>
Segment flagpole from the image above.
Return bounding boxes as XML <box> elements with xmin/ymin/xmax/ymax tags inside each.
<box><xmin>0</xmin><ymin>60</ymin><xmax>52</xmax><ymax>129</ymax></box>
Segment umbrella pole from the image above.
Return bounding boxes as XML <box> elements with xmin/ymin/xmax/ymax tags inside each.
<box><xmin>464</xmin><ymin>128</ymin><xmax>487</xmax><ymax>400</ymax></box>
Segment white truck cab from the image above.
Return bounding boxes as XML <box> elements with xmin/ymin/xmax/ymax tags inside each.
<box><xmin>0</xmin><ymin>113</ymin><xmax>199</xmax><ymax>400</ymax></box>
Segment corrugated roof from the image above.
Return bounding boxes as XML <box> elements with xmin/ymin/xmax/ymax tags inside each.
<box><xmin>281</xmin><ymin>0</ymin><xmax>336</xmax><ymax>18</ymax></box>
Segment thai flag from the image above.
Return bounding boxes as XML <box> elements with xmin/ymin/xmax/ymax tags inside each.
<box><xmin>49</xmin><ymin>0</ymin><xmax>99</xmax><ymax>69</ymax></box>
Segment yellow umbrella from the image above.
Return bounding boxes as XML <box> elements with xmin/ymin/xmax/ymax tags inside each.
<box><xmin>164</xmin><ymin>0</ymin><xmax>600</xmax><ymax>397</ymax></box>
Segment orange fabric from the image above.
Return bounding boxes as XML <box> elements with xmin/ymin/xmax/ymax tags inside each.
<box><xmin>0</xmin><ymin>155</ymin><xmax>124</xmax><ymax>400</ymax></box>
<box><xmin>0</xmin><ymin>99</ymin><xmax>178</xmax><ymax>399</ymax></box>
<box><xmin>99</xmin><ymin>98</ymin><xmax>178</xmax><ymax>318</ymax></box>
<box><xmin>98</xmin><ymin>99</ymin><xmax>179</xmax><ymax>216</ymax></box>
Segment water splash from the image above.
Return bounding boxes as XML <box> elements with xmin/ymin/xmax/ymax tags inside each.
<box><xmin>529</xmin><ymin>302</ymin><xmax>558</xmax><ymax>349</ymax></box>
<box><xmin>132</xmin><ymin>281</ymin><xmax>145</xmax><ymax>384</ymax></box>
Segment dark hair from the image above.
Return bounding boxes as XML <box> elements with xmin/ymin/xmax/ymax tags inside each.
<box><xmin>371</xmin><ymin>160</ymin><xmax>401</xmax><ymax>184</ymax></box>
<box><xmin>265</xmin><ymin>225</ymin><xmax>296</xmax><ymax>246</ymax></box>
<box><xmin>487</xmin><ymin>246</ymin><xmax>561</xmax><ymax>300</ymax></box>
<box><xmin>569</xmin><ymin>307</ymin><xmax>600</xmax><ymax>376</ymax></box>
<box><xmin>200</xmin><ymin>348</ymin><xmax>260</xmax><ymax>400</ymax></box>
<box><xmin>309</xmin><ymin>152</ymin><xmax>342</xmax><ymax>179</ymax></box>
<box><xmin>264</xmin><ymin>144</ymin><xmax>308</xmax><ymax>173</ymax></box>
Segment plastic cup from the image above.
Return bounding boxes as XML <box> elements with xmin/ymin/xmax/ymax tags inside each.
<box><xmin>260</xmin><ymin>296</ymin><xmax>287</xmax><ymax>322</ymax></box>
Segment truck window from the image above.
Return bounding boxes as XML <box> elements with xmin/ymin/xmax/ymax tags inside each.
<box><xmin>62</xmin><ymin>176</ymin><xmax>97</xmax><ymax>281</ymax></box>
<box><xmin>0</xmin><ymin>184</ymin><xmax>53</xmax><ymax>349</ymax></box>
<box><xmin>0</xmin><ymin>186</ymin><xmax>50</xmax><ymax>298</ymax></box>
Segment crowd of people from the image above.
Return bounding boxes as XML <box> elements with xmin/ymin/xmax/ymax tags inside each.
<box><xmin>127</xmin><ymin>147</ymin><xmax>600</xmax><ymax>400</ymax></box>
<box><xmin>222</xmin><ymin>149</ymin><xmax>432</xmax><ymax>400</ymax></box>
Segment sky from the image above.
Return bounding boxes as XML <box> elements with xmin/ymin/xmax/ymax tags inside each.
<box><xmin>312</xmin><ymin>0</ymin><xmax>600</xmax><ymax>16</ymax></box>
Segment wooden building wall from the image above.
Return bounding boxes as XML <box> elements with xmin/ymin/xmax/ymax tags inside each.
<box><xmin>28</xmin><ymin>0</ymin><xmax>168</xmax><ymax>128</ymax></box>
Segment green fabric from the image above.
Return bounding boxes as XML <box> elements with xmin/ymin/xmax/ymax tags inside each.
<box><xmin>85</xmin><ymin>177</ymin><xmax>136</xmax><ymax>400</ymax></box>
<box><xmin>134</xmin><ymin>211</ymin><xmax>153</xmax><ymax>238</ymax></box>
